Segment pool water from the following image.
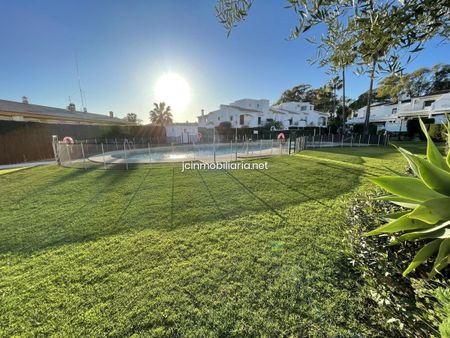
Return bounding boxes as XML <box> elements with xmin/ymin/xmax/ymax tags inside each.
<box><xmin>111</xmin><ymin>143</ymin><xmax>278</xmax><ymax>161</ymax></box>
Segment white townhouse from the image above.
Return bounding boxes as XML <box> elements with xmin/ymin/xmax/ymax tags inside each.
<box><xmin>270</xmin><ymin>102</ymin><xmax>328</xmax><ymax>128</ymax></box>
<box><xmin>198</xmin><ymin>98</ymin><xmax>328</xmax><ymax>130</ymax></box>
<box><xmin>165</xmin><ymin>122</ymin><xmax>198</xmax><ymax>143</ymax></box>
<box><xmin>346</xmin><ymin>90</ymin><xmax>450</xmax><ymax>132</ymax></box>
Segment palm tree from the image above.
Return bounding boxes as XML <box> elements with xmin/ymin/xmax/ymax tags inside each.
<box><xmin>150</xmin><ymin>102</ymin><xmax>173</xmax><ymax>125</ymax></box>
<box><xmin>328</xmin><ymin>76</ymin><xmax>343</xmax><ymax>118</ymax></box>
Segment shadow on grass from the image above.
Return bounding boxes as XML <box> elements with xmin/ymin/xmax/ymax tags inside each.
<box><xmin>224</xmin><ymin>169</ymin><xmax>286</xmax><ymax>221</ymax></box>
<box><xmin>254</xmin><ymin>169</ymin><xmax>329</xmax><ymax>207</ymax></box>
<box><xmin>1</xmin><ymin>155</ymin><xmax>364</xmax><ymax>256</ymax></box>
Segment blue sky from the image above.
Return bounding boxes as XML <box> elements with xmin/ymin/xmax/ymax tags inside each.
<box><xmin>1</xmin><ymin>0</ymin><xmax>449</xmax><ymax>123</ymax></box>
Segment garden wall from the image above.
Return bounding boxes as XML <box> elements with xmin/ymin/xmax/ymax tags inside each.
<box><xmin>0</xmin><ymin>121</ymin><xmax>165</xmax><ymax>164</ymax></box>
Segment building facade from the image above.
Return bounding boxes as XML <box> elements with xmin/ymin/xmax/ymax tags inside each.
<box><xmin>165</xmin><ymin>123</ymin><xmax>198</xmax><ymax>144</ymax></box>
<box><xmin>198</xmin><ymin>98</ymin><xmax>328</xmax><ymax>130</ymax></box>
<box><xmin>346</xmin><ymin>91</ymin><xmax>450</xmax><ymax>132</ymax></box>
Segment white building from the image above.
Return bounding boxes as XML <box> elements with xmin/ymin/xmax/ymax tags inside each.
<box><xmin>198</xmin><ymin>98</ymin><xmax>328</xmax><ymax>130</ymax></box>
<box><xmin>347</xmin><ymin>91</ymin><xmax>450</xmax><ymax>132</ymax></box>
<box><xmin>270</xmin><ymin>102</ymin><xmax>328</xmax><ymax>128</ymax></box>
<box><xmin>165</xmin><ymin>122</ymin><xmax>198</xmax><ymax>143</ymax></box>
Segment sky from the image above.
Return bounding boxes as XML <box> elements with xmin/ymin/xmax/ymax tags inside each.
<box><xmin>1</xmin><ymin>0</ymin><xmax>449</xmax><ymax>123</ymax></box>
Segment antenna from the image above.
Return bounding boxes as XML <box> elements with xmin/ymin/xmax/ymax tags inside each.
<box><xmin>75</xmin><ymin>53</ymin><xmax>86</xmax><ymax>111</ymax></box>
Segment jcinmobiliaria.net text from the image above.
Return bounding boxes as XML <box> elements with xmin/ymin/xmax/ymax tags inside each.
<box><xmin>182</xmin><ymin>161</ymin><xmax>269</xmax><ymax>172</ymax></box>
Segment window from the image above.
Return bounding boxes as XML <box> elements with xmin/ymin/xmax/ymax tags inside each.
<box><xmin>230</xmin><ymin>115</ymin><xmax>233</xmax><ymax>121</ymax></box>
<box><xmin>424</xmin><ymin>100</ymin><xmax>435</xmax><ymax>107</ymax></box>
<box><xmin>301</xmin><ymin>106</ymin><xmax>307</xmax><ymax>111</ymax></box>
<box><xmin>392</xmin><ymin>108</ymin><xmax>397</xmax><ymax>114</ymax></box>
<box><xmin>257</xmin><ymin>117</ymin><xmax>262</xmax><ymax>125</ymax></box>
<box><xmin>240</xmin><ymin>114</ymin><xmax>245</xmax><ymax>125</ymax></box>
<box><xmin>289</xmin><ymin>118</ymin><xmax>293</xmax><ymax>125</ymax></box>
<box><xmin>257</xmin><ymin>103</ymin><xmax>260</xmax><ymax>108</ymax></box>
<box><xmin>218</xmin><ymin>116</ymin><xmax>220</xmax><ymax>121</ymax></box>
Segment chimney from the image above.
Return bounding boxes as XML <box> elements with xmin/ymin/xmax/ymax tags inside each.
<box><xmin>201</xmin><ymin>109</ymin><xmax>204</xmax><ymax>116</ymax></box>
<box><xmin>109</xmin><ymin>111</ymin><xmax>114</xmax><ymax>118</ymax></box>
<box><xmin>67</xmin><ymin>103</ymin><xmax>76</xmax><ymax>112</ymax></box>
<box><xmin>22</xmin><ymin>96</ymin><xmax>29</xmax><ymax>104</ymax></box>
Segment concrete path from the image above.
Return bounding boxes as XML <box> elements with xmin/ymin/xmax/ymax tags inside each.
<box><xmin>0</xmin><ymin>160</ymin><xmax>55</xmax><ymax>170</ymax></box>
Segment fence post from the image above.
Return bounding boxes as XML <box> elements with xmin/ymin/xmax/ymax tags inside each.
<box><xmin>51</xmin><ymin>135</ymin><xmax>60</xmax><ymax>165</ymax></box>
<box><xmin>115</xmin><ymin>138</ymin><xmax>118</xmax><ymax>150</ymax></box>
<box><xmin>367</xmin><ymin>134</ymin><xmax>371</xmax><ymax>145</ymax></box>
<box><xmin>319</xmin><ymin>134</ymin><xmax>323</xmax><ymax>148</ymax></box>
<box><xmin>80</xmin><ymin>141</ymin><xmax>87</xmax><ymax>170</ymax></box>
<box><xmin>341</xmin><ymin>134</ymin><xmax>344</xmax><ymax>147</ymax></box>
<box><xmin>101</xmin><ymin>143</ymin><xmax>106</xmax><ymax>170</ymax></box>
<box><xmin>260</xmin><ymin>139</ymin><xmax>263</xmax><ymax>156</ymax></box>
<box><xmin>378</xmin><ymin>134</ymin><xmax>381</xmax><ymax>146</ymax></box>
<box><xmin>230</xmin><ymin>141</ymin><xmax>233</xmax><ymax>161</ymax></box>
<box><xmin>124</xmin><ymin>142</ymin><xmax>128</xmax><ymax>170</ymax></box>
<box><xmin>148</xmin><ymin>142</ymin><xmax>152</xmax><ymax>165</ymax></box>
<box><xmin>358</xmin><ymin>134</ymin><xmax>362</xmax><ymax>147</ymax></box>
<box><xmin>351</xmin><ymin>135</ymin><xmax>353</xmax><ymax>147</ymax></box>
<box><xmin>66</xmin><ymin>144</ymin><xmax>71</xmax><ymax>165</ymax></box>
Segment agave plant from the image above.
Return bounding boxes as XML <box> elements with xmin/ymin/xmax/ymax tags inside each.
<box><xmin>367</xmin><ymin>118</ymin><xmax>450</xmax><ymax>278</ymax></box>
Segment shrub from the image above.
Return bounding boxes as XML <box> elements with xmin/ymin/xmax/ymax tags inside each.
<box><xmin>346</xmin><ymin>193</ymin><xmax>445</xmax><ymax>337</ymax></box>
<box><xmin>352</xmin><ymin>123</ymin><xmax>378</xmax><ymax>135</ymax></box>
<box><xmin>436</xmin><ymin>288</ymin><xmax>450</xmax><ymax>336</ymax></box>
<box><xmin>367</xmin><ymin>118</ymin><xmax>450</xmax><ymax>278</ymax></box>
<box><xmin>429</xmin><ymin>124</ymin><xmax>447</xmax><ymax>142</ymax></box>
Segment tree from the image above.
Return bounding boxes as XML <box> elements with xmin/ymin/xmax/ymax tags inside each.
<box><xmin>216</xmin><ymin>121</ymin><xmax>233</xmax><ymax>138</ymax></box>
<box><xmin>430</xmin><ymin>64</ymin><xmax>450</xmax><ymax>93</ymax></box>
<box><xmin>127</xmin><ymin>113</ymin><xmax>138</xmax><ymax>123</ymax></box>
<box><xmin>327</xmin><ymin>76</ymin><xmax>343</xmax><ymax>118</ymax></box>
<box><xmin>276</xmin><ymin>84</ymin><xmax>312</xmax><ymax>104</ymax></box>
<box><xmin>150</xmin><ymin>102</ymin><xmax>173</xmax><ymax>125</ymax></box>
<box><xmin>263</xmin><ymin>120</ymin><xmax>283</xmax><ymax>131</ymax></box>
<box><xmin>349</xmin><ymin>90</ymin><xmax>390</xmax><ymax>111</ymax></box>
<box><xmin>216</xmin><ymin>0</ymin><xmax>450</xmax><ymax>134</ymax></box>
<box><xmin>310</xmin><ymin>86</ymin><xmax>335</xmax><ymax>114</ymax></box>
<box><xmin>377</xmin><ymin>68</ymin><xmax>432</xmax><ymax>101</ymax></box>
<box><xmin>377</xmin><ymin>64</ymin><xmax>450</xmax><ymax>100</ymax></box>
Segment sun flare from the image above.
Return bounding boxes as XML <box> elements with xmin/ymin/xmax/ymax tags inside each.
<box><xmin>154</xmin><ymin>73</ymin><xmax>190</xmax><ymax>113</ymax></box>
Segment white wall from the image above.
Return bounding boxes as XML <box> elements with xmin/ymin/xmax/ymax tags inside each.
<box><xmin>199</xmin><ymin>98</ymin><xmax>328</xmax><ymax>130</ymax></box>
<box><xmin>165</xmin><ymin>124</ymin><xmax>198</xmax><ymax>143</ymax></box>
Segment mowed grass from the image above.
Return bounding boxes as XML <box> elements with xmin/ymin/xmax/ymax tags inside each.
<box><xmin>0</xmin><ymin>144</ymin><xmax>422</xmax><ymax>336</ymax></box>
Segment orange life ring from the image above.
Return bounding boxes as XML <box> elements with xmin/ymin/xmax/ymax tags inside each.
<box><xmin>197</xmin><ymin>132</ymin><xmax>203</xmax><ymax>140</ymax></box>
<box><xmin>277</xmin><ymin>133</ymin><xmax>285</xmax><ymax>140</ymax></box>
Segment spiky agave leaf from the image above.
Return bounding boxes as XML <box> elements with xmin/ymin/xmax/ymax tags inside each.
<box><xmin>419</xmin><ymin>118</ymin><xmax>449</xmax><ymax>172</ymax></box>
<box><xmin>367</xmin><ymin>118</ymin><xmax>450</xmax><ymax>277</ymax></box>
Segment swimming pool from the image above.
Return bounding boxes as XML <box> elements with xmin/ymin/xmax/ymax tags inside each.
<box><xmin>108</xmin><ymin>142</ymin><xmax>281</xmax><ymax>162</ymax></box>
<box><xmin>84</xmin><ymin>140</ymin><xmax>288</xmax><ymax>163</ymax></box>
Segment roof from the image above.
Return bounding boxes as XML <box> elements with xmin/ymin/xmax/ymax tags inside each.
<box><xmin>166</xmin><ymin>122</ymin><xmax>198</xmax><ymax>126</ymax></box>
<box><xmin>0</xmin><ymin>99</ymin><xmax>131</xmax><ymax>125</ymax></box>
<box><xmin>225</xmin><ymin>105</ymin><xmax>263</xmax><ymax>114</ymax></box>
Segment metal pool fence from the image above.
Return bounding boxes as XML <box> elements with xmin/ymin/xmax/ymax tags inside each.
<box><xmin>53</xmin><ymin>133</ymin><xmax>389</xmax><ymax>170</ymax></box>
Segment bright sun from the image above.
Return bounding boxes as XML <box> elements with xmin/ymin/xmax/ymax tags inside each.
<box><xmin>154</xmin><ymin>73</ymin><xmax>190</xmax><ymax>113</ymax></box>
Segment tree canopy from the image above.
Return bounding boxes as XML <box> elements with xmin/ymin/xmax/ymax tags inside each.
<box><xmin>150</xmin><ymin>102</ymin><xmax>173</xmax><ymax>126</ymax></box>
<box><xmin>377</xmin><ymin>63</ymin><xmax>450</xmax><ymax>102</ymax></box>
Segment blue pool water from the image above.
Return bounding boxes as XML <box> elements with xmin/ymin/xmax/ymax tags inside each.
<box><xmin>112</xmin><ymin>143</ymin><xmax>277</xmax><ymax>161</ymax></box>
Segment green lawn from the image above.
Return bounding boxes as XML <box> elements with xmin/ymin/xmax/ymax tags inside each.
<box><xmin>0</xmin><ymin>145</ymin><xmax>422</xmax><ymax>336</ymax></box>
